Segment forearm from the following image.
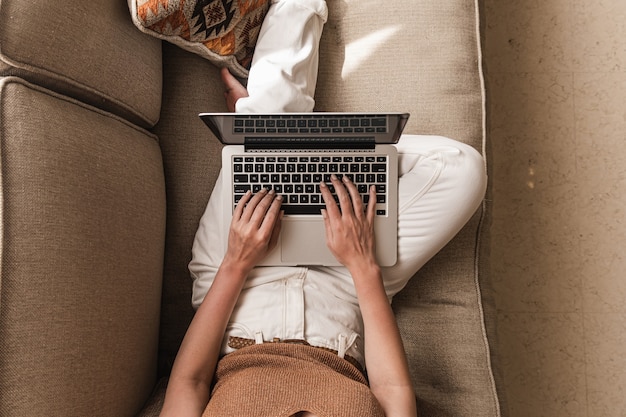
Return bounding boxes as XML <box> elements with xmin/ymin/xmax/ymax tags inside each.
<box><xmin>319</xmin><ymin>176</ymin><xmax>416</xmax><ymax>414</ymax></box>
<box><xmin>350</xmin><ymin>263</ymin><xmax>417</xmax><ymax>417</ymax></box>
<box><xmin>160</xmin><ymin>262</ymin><xmax>249</xmax><ymax>416</ymax></box>
<box><xmin>161</xmin><ymin>188</ymin><xmax>283</xmax><ymax>416</ymax></box>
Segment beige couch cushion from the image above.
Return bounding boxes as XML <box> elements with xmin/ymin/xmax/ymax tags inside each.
<box><xmin>152</xmin><ymin>45</ymin><xmax>225</xmax><ymax>379</ymax></box>
<box><xmin>316</xmin><ymin>1</ymin><xmax>485</xmax><ymax>143</ymax></box>
<box><xmin>0</xmin><ymin>77</ymin><xmax>166</xmax><ymax>416</ymax></box>
<box><xmin>0</xmin><ymin>0</ymin><xmax>162</xmax><ymax>128</ymax></box>
<box><xmin>313</xmin><ymin>2</ymin><xmax>500</xmax><ymax>414</ymax></box>
<box><xmin>152</xmin><ymin>0</ymin><xmax>501</xmax><ymax>415</ymax></box>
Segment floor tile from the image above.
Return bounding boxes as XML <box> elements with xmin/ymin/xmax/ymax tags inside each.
<box><xmin>497</xmin><ymin>312</ymin><xmax>587</xmax><ymax>417</ymax></box>
<box><xmin>484</xmin><ymin>0</ymin><xmax>574</xmax><ymax>73</ymax></box>
<box><xmin>584</xmin><ymin>314</ymin><xmax>626</xmax><ymax>416</ymax></box>
<box><xmin>573</xmin><ymin>72</ymin><xmax>626</xmax><ymax>313</ymax></box>
<box><xmin>485</xmin><ymin>0</ymin><xmax>626</xmax><ymax>416</ymax></box>
<box><xmin>571</xmin><ymin>0</ymin><xmax>626</xmax><ymax>72</ymax></box>
<box><xmin>489</xmin><ymin>72</ymin><xmax>583</xmax><ymax>313</ymax></box>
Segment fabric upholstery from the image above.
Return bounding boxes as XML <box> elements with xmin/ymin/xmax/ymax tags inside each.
<box><xmin>0</xmin><ymin>0</ymin><xmax>502</xmax><ymax>415</ymax></box>
<box><xmin>151</xmin><ymin>0</ymin><xmax>501</xmax><ymax>415</ymax></box>
<box><xmin>315</xmin><ymin>0</ymin><xmax>485</xmax><ymax>143</ymax></box>
<box><xmin>310</xmin><ymin>2</ymin><xmax>500</xmax><ymax>414</ymax></box>
<box><xmin>0</xmin><ymin>0</ymin><xmax>162</xmax><ymax>128</ymax></box>
<box><xmin>153</xmin><ymin>44</ymin><xmax>226</xmax><ymax>377</ymax></box>
<box><xmin>0</xmin><ymin>77</ymin><xmax>166</xmax><ymax>416</ymax></box>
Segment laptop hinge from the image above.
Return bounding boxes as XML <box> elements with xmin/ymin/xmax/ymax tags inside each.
<box><xmin>244</xmin><ymin>137</ymin><xmax>376</xmax><ymax>151</ymax></box>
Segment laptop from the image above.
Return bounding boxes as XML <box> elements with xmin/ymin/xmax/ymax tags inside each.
<box><xmin>200</xmin><ymin>112</ymin><xmax>409</xmax><ymax>267</ymax></box>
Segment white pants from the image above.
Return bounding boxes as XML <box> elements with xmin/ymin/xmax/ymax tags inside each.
<box><xmin>190</xmin><ymin>0</ymin><xmax>487</xmax><ymax>367</ymax></box>
<box><xmin>235</xmin><ymin>0</ymin><xmax>328</xmax><ymax>113</ymax></box>
<box><xmin>189</xmin><ymin>135</ymin><xmax>487</xmax><ymax>366</ymax></box>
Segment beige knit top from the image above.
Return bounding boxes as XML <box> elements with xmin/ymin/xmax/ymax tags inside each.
<box><xmin>202</xmin><ymin>343</ymin><xmax>385</xmax><ymax>417</ymax></box>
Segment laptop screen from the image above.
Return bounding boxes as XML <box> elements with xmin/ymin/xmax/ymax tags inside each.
<box><xmin>200</xmin><ymin>112</ymin><xmax>410</xmax><ymax>146</ymax></box>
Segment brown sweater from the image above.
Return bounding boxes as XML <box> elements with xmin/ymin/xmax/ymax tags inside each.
<box><xmin>202</xmin><ymin>343</ymin><xmax>385</xmax><ymax>417</ymax></box>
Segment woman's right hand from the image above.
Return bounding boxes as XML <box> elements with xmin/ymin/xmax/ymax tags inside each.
<box><xmin>222</xmin><ymin>188</ymin><xmax>283</xmax><ymax>274</ymax></box>
<box><xmin>161</xmin><ymin>190</ymin><xmax>282</xmax><ymax>417</ymax></box>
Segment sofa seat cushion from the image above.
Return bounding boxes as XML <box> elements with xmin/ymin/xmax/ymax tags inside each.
<box><xmin>312</xmin><ymin>1</ymin><xmax>500</xmax><ymax>414</ymax></box>
<box><xmin>0</xmin><ymin>0</ymin><xmax>162</xmax><ymax>128</ymax></box>
<box><xmin>130</xmin><ymin>0</ymin><xmax>270</xmax><ymax>78</ymax></box>
<box><xmin>152</xmin><ymin>0</ymin><xmax>501</xmax><ymax>415</ymax></box>
<box><xmin>0</xmin><ymin>77</ymin><xmax>166</xmax><ymax>416</ymax></box>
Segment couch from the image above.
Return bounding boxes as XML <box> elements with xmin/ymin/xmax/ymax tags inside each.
<box><xmin>0</xmin><ymin>0</ymin><xmax>503</xmax><ymax>416</ymax></box>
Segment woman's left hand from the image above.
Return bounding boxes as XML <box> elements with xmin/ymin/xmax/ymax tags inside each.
<box><xmin>220</xmin><ymin>68</ymin><xmax>249</xmax><ymax>112</ymax></box>
<box><xmin>319</xmin><ymin>174</ymin><xmax>378</xmax><ymax>272</ymax></box>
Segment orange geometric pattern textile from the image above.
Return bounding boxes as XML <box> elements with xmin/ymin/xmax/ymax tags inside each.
<box><xmin>134</xmin><ymin>0</ymin><xmax>270</xmax><ymax>74</ymax></box>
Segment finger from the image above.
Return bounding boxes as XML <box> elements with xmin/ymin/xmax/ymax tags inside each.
<box><xmin>366</xmin><ymin>184</ymin><xmax>377</xmax><ymax>224</ymax></box>
<box><xmin>224</xmin><ymin>93</ymin><xmax>234</xmax><ymax>113</ymax></box>
<box><xmin>320</xmin><ymin>181</ymin><xmax>341</xmax><ymax>218</ymax></box>
<box><xmin>220</xmin><ymin>67</ymin><xmax>244</xmax><ymax>92</ymax></box>
<box><xmin>233</xmin><ymin>190</ymin><xmax>252</xmax><ymax>220</ymax></box>
<box><xmin>241</xmin><ymin>187</ymin><xmax>269</xmax><ymax>222</ymax></box>
<box><xmin>220</xmin><ymin>67</ymin><xmax>230</xmax><ymax>82</ymax></box>
<box><xmin>331</xmin><ymin>174</ymin><xmax>354</xmax><ymax>216</ymax></box>
<box><xmin>249</xmin><ymin>189</ymin><xmax>276</xmax><ymax>226</ymax></box>
<box><xmin>267</xmin><ymin>210</ymin><xmax>284</xmax><ymax>251</ymax></box>
<box><xmin>259</xmin><ymin>194</ymin><xmax>283</xmax><ymax>233</ymax></box>
<box><xmin>320</xmin><ymin>208</ymin><xmax>334</xmax><ymax>244</ymax></box>
<box><xmin>342</xmin><ymin>175</ymin><xmax>364</xmax><ymax>215</ymax></box>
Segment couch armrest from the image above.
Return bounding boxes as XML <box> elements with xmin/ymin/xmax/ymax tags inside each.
<box><xmin>0</xmin><ymin>77</ymin><xmax>166</xmax><ymax>416</ymax></box>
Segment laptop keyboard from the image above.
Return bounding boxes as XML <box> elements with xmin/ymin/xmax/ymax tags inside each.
<box><xmin>233</xmin><ymin>114</ymin><xmax>388</xmax><ymax>135</ymax></box>
<box><xmin>232</xmin><ymin>154</ymin><xmax>388</xmax><ymax>215</ymax></box>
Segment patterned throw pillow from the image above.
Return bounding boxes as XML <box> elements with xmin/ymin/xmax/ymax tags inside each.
<box><xmin>130</xmin><ymin>0</ymin><xmax>271</xmax><ymax>77</ymax></box>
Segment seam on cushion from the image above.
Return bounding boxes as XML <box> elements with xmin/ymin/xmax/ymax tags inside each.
<box><xmin>472</xmin><ymin>0</ymin><xmax>501</xmax><ymax>414</ymax></box>
<box><xmin>0</xmin><ymin>50</ymin><xmax>159</xmax><ymax>128</ymax></box>
<box><xmin>474</xmin><ymin>201</ymin><xmax>500</xmax><ymax>417</ymax></box>
<box><xmin>0</xmin><ymin>80</ymin><xmax>4</xmax><ymax>307</ymax></box>
<box><xmin>0</xmin><ymin>76</ymin><xmax>159</xmax><ymax>145</ymax></box>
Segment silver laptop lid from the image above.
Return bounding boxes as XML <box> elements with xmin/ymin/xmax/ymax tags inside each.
<box><xmin>200</xmin><ymin>112</ymin><xmax>410</xmax><ymax>149</ymax></box>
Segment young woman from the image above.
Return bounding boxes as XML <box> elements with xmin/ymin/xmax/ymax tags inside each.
<box><xmin>160</xmin><ymin>1</ymin><xmax>487</xmax><ymax>415</ymax></box>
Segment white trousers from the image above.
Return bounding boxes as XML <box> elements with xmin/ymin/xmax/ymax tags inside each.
<box><xmin>190</xmin><ymin>0</ymin><xmax>487</xmax><ymax>367</ymax></box>
<box><xmin>189</xmin><ymin>135</ymin><xmax>487</xmax><ymax>366</ymax></box>
<box><xmin>235</xmin><ymin>0</ymin><xmax>328</xmax><ymax>113</ymax></box>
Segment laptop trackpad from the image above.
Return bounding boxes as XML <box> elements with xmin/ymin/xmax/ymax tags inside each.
<box><xmin>280</xmin><ymin>219</ymin><xmax>338</xmax><ymax>266</ymax></box>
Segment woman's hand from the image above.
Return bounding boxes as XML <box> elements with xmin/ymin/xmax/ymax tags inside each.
<box><xmin>221</xmin><ymin>67</ymin><xmax>249</xmax><ymax>112</ymax></box>
<box><xmin>321</xmin><ymin>177</ymin><xmax>417</xmax><ymax>417</ymax></box>
<box><xmin>319</xmin><ymin>174</ymin><xmax>378</xmax><ymax>272</ymax></box>
<box><xmin>161</xmin><ymin>189</ymin><xmax>282</xmax><ymax>417</ymax></box>
<box><xmin>222</xmin><ymin>188</ymin><xmax>283</xmax><ymax>274</ymax></box>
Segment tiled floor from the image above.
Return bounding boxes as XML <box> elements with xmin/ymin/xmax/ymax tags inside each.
<box><xmin>483</xmin><ymin>0</ymin><xmax>626</xmax><ymax>416</ymax></box>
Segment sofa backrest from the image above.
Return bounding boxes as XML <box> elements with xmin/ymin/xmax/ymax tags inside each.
<box><xmin>0</xmin><ymin>0</ymin><xmax>162</xmax><ymax>128</ymax></box>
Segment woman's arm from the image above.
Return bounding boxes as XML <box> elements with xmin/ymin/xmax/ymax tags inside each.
<box><xmin>349</xmin><ymin>264</ymin><xmax>418</xmax><ymax>417</ymax></box>
<box><xmin>160</xmin><ymin>189</ymin><xmax>283</xmax><ymax>417</ymax></box>
<box><xmin>320</xmin><ymin>175</ymin><xmax>417</xmax><ymax>417</ymax></box>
